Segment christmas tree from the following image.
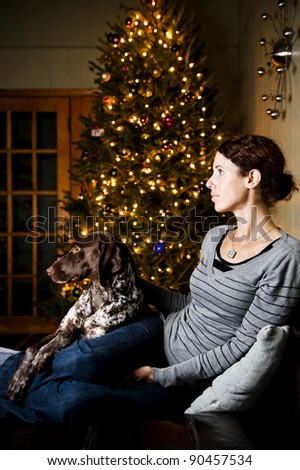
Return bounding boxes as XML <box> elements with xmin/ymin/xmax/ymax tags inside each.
<box><xmin>60</xmin><ymin>0</ymin><xmax>227</xmax><ymax>303</ymax></box>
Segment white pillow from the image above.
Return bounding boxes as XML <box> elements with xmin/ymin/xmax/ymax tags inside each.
<box><xmin>185</xmin><ymin>324</ymin><xmax>289</xmax><ymax>414</ymax></box>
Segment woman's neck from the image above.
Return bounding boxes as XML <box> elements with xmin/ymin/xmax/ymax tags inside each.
<box><xmin>233</xmin><ymin>205</ymin><xmax>279</xmax><ymax>242</ymax></box>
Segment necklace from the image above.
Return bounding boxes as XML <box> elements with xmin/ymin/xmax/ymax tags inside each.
<box><xmin>227</xmin><ymin>227</ymin><xmax>277</xmax><ymax>259</ymax></box>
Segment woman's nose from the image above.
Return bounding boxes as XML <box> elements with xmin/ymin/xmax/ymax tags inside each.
<box><xmin>206</xmin><ymin>176</ymin><xmax>213</xmax><ymax>189</ymax></box>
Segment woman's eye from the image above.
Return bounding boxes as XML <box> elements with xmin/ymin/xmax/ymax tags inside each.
<box><xmin>217</xmin><ymin>169</ymin><xmax>224</xmax><ymax>175</ymax></box>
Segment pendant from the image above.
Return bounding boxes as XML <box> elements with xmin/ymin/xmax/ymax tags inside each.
<box><xmin>227</xmin><ymin>249</ymin><xmax>237</xmax><ymax>259</ymax></box>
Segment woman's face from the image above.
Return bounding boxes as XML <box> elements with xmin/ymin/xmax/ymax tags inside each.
<box><xmin>206</xmin><ymin>151</ymin><xmax>250</xmax><ymax>214</ymax></box>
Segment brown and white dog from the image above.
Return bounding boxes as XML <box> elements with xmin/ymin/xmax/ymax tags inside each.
<box><xmin>8</xmin><ymin>231</ymin><xmax>143</xmax><ymax>402</ymax></box>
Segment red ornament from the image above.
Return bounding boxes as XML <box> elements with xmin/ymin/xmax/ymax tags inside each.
<box><xmin>102</xmin><ymin>96</ymin><xmax>115</xmax><ymax>106</ymax></box>
<box><xmin>162</xmin><ymin>113</ymin><xmax>174</xmax><ymax>127</ymax></box>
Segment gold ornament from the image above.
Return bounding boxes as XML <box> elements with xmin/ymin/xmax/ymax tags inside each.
<box><xmin>143</xmin><ymin>88</ymin><xmax>153</xmax><ymax>98</ymax></box>
<box><xmin>101</xmin><ymin>72</ymin><xmax>111</xmax><ymax>82</ymax></box>
<box><xmin>152</xmin><ymin>68</ymin><xmax>162</xmax><ymax>78</ymax></box>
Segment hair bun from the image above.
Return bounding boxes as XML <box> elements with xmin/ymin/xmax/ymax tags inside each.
<box><xmin>278</xmin><ymin>172</ymin><xmax>298</xmax><ymax>201</ymax></box>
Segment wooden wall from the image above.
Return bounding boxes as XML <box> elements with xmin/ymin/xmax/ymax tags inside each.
<box><xmin>237</xmin><ymin>0</ymin><xmax>300</xmax><ymax>238</ymax></box>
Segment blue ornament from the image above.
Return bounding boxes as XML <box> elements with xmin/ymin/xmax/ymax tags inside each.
<box><xmin>154</xmin><ymin>240</ymin><xmax>166</xmax><ymax>255</ymax></box>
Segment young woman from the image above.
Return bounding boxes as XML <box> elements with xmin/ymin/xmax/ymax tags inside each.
<box><xmin>0</xmin><ymin>135</ymin><xmax>300</xmax><ymax>427</ymax></box>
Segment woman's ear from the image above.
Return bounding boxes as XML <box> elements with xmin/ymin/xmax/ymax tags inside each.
<box><xmin>246</xmin><ymin>169</ymin><xmax>261</xmax><ymax>189</ymax></box>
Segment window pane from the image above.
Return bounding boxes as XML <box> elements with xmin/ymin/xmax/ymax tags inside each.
<box><xmin>0</xmin><ymin>112</ymin><xmax>6</xmax><ymax>149</ymax></box>
<box><xmin>0</xmin><ymin>155</ymin><xmax>6</xmax><ymax>190</ymax></box>
<box><xmin>12</xmin><ymin>237</ymin><xmax>32</xmax><ymax>273</ymax></box>
<box><xmin>12</xmin><ymin>112</ymin><xmax>32</xmax><ymax>149</ymax></box>
<box><xmin>0</xmin><ymin>196</ymin><xmax>7</xmax><ymax>232</ymax></box>
<box><xmin>38</xmin><ymin>196</ymin><xmax>57</xmax><ymax>233</ymax></box>
<box><xmin>37</xmin><ymin>112</ymin><xmax>57</xmax><ymax>149</ymax></box>
<box><xmin>13</xmin><ymin>196</ymin><xmax>32</xmax><ymax>232</ymax></box>
<box><xmin>0</xmin><ymin>237</ymin><xmax>7</xmax><ymax>274</ymax></box>
<box><xmin>0</xmin><ymin>279</ymin><xmax>7</xmax><ymax>316</ymax></box>
<box><xmin>12</xmin><ymin>279</ymin><xmax>33</xmax><ymax>315</ymax></box>
<box><xmin>37</xmin><ymin>153</ymin><xmax>57</xmax><ymax>190</ymax></box>
<box><xmin>12</xmin><ymin>153</ymin><xmax>32</xmax><ymax>190</ymax></box>
<box><xmin>37</xmin><ymin>241</ymin><xmax>57</xmax><ymax>274</ymax></box>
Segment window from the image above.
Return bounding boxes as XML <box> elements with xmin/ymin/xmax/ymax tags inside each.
<box><xmin>0</xmin><ymin>91</ymin><xmax>93</xmax><ymax>333</ymax></box>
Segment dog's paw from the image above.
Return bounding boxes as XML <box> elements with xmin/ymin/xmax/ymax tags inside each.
<box><xmin>7</xmin><ymin>376</ymin><xmax>28</xmax><ymax>403</ymax></box>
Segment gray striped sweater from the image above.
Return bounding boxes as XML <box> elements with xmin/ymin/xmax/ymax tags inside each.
<box><xmin>147</xmin><ymin>225</ymin><xmax>300</xmax><ymax>388</ymax></box>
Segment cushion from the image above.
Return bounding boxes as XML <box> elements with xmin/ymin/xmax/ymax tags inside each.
<box><xmin>185</xmin><ymin>324</ymin><xmax>290</xmax><ymax>413</ymax></box>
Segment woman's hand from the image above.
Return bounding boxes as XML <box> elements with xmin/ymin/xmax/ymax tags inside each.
<box><xmin>126</xmin><ymin>366</ymin><xmax>153</xmax><ymax>383</ymax></box>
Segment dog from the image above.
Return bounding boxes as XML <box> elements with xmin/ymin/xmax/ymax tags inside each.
<box><xmin>7</xmin><ymin>231</ymin><xmax>144</xmax><ymax>402</ymax></box>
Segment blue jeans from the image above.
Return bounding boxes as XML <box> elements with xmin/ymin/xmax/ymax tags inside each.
<box><xmin>0</xmin><ymin>347</ymin><xmax>18</xmax><ymax>365</ymax></box>
<box><xmin>0</xmin><ymin>314</ymin><xmax>203</xmax><ymax>426</ymax></box>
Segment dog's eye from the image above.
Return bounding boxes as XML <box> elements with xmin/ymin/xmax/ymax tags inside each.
<box><xmin>71</xmin><ymin>245</ymin><xmax>81</xmax><ymax>254</ymax></box>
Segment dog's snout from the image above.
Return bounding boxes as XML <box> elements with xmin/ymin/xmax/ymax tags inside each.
<box><xmin>46</xmin><ymin>266</ymin><xmax>54</xmax><ymax>276</ymax></box>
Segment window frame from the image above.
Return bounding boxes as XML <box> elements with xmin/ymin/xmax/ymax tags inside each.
<box><xmin>0</xmin><ymin>89</ymin><xmax>94</xmax><ymax>334</ymax></box>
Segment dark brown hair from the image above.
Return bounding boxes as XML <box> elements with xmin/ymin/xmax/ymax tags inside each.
<box><xmin>217</xmin><ymin>135</ymin><xmax>298</xmax><ymax>206</ymax></box>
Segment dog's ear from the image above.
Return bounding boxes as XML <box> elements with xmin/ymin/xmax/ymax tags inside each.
<box><xmin>98</xmin><ymin>238</ymin><xmax>127</xmax><ymax>287</ymax></box>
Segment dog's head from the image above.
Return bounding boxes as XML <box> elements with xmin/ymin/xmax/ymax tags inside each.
<box><xmin>46</xmin><ymin>231</ymin><xmax>134</xmax><ymax>287</ymax></box>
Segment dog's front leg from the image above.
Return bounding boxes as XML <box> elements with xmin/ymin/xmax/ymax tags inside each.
<box><xmin>7</xmin><ymin>319</ymin><xmax>82</xmax><ymax>403</ymax></box>
<box><xmin>8</xmin><ymin>293</ymin><xmax>90</xmax><ymax>402</ymax></box>
<box><xmin>7</xmin><ymin>325</ymin><xmax>81</xmax><ymax>403</ymax></box>
<box><xmin>7</xmin><ymin>334</ymin><xmax>55</xmax><ymax>402</ymax></box>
